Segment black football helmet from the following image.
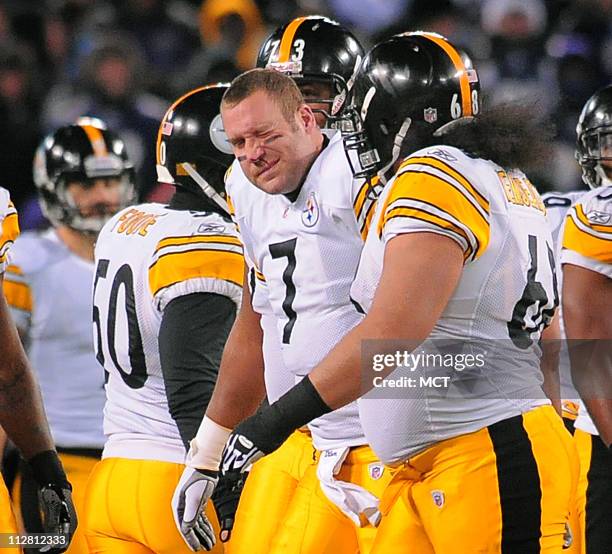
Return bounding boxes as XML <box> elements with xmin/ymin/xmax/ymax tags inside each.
<box><xmin>345</xmin><ymin>32</ymin><xmax>480</xmax><ymax>180</ymax></box>
<box><xmin>33</xmin><ymin>123</ymin><xmax>136</xmax><ymax>232</ymax></box>
<box><xmin>156</xmin><ymin>84</ymin><xmax>234</xmax><ymax>215</ymax></box>
<box><xmin>576</xmin><ymin>84</ymin><xmax>612</xmax><ymax>189</ymax></box>
<box><xmin>256</xmin><ymin>15</ymin><xmax>364</xmax><ymax>128</ymax></box>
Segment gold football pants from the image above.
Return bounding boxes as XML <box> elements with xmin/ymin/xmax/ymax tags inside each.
<box><xmin>372</xmin><ymin>405</ymin><xmax>579</xmax><ymax>553</ymax></box>
<box><xmin>83</xmin><ymin>457</ymin><xmax>223</xmax><ymax>554</ymax></box>
<box><xmin>0</xmin><ymin>476</ymin><xmax>19</xmax><ymax>552</ymax></box>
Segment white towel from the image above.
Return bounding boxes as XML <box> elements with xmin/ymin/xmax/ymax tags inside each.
<box><xmin>316</xmin><ymin>447</ymin><xmax>382</xmax><ymax>527</ymax></box>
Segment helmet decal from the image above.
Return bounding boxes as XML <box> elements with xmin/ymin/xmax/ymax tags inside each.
<box><xmin>209</xmin><ymin>113</ymin><xmax>233</xmax><ymax>155</ymax></box>
<box><xmin>80</xmin><ymin>124</ymin><xmax>109</xmax><ymax>157</ymax></box>
<box><xmin>419</xmin><ymin>32</ymin><xmax>473</xmax><ymax>117</ymax></box>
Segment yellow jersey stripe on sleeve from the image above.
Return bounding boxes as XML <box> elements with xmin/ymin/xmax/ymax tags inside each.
<box><xmin>5</xmin><ymin>264</ymin><xmax>23</xmax><ymax>276</ymax></box>
<box><xmin>574</xmin><ymin>204</ymin><xmax>612</xmax><ymax>235</ymax></box>
<box><xmin>254</xmin><ymin>268</ymin><xmax>266</xmax><ymax>282</ymax></box>
<box><xmin>149</xmin><ymin>248</ymin><xmax>244</xmax><ymax>297</ymax></box>
<box><xmin>377</xmin><ymin>171</ymin><xmax>490</xmax><ymax>260</ymax></box>
<box><xmin>2</xmin><ymin>277</ymin><xmax>33</xmax><ymax>312</ymax></box>
<box><xmin>154</xmin><ymin>234</ymin><xmax>242</xmax><ymax>254</ymax></box>
<box><xmin>384</xmin><ymin>206</ymin><xmax>473</xmax><ymax>262</ymax></box>
<box><xmin>563</xmin><ymin>211</ymin><xmax>612</xmax><ymax>265</ymax></box>
<box><xmin>0</xmin><ymin>209</ymin><xmax>20</xmax><ymax>263</ymax></box>
<box><xmin>399</xmin><ymin>157</ymin><xmax>489</xmax><ymax>213</ymax></box>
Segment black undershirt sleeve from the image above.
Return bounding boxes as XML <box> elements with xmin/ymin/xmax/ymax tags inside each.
<box><xmin>158</xmin><ymin>292</ymin><xmax>237</xmax><ymax>451</ymax></box>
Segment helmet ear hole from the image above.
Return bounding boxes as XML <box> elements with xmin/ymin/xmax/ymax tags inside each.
<box><xmin>157</xmin><ymin>84</ymin><xmax>234</xmax><ymax>212</ymax></box>
<box><xmin>379</xmin><ymin>120</ymin><xmax>390</xmax><ymax>136</ymax></box>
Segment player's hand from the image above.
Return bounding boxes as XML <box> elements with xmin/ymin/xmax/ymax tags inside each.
<box><xmin>212</xmin><ymin>470</ymin><xmax>247</xmax><ymax>542</ymax></box>
<box><xmin>220</xmin><ymin>429</ymin><xmax>266</xmax><ymax>474</ymax></box>
<box><xmin>220</xmin><ymin>407</ymin><xmax>293</xmax><ymax>474</ymax></box>
<box><xmin>221</xmin><ymin>377</ymin><xmax>330</xmax><ymax>475</ymax></box>
<box><xmin>38</xmin><ymin>485</ymin><xmax>77</xmax><ymax>553</ymax></box>
<box><xmin>172</xmin><ymin>467</ymin><xmax>218</xmax><ymax>551</ymax></box>
<box><xmin>27</xmin><ymin>450</ymin><xmax>77</xmax><ymax>553</ymax></box>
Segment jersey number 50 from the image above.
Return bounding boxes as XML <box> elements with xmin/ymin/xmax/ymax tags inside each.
<box><xmin>93</xmin><ymin>259</ymin><xmax>148</xmax><ymax>388</ymax></box>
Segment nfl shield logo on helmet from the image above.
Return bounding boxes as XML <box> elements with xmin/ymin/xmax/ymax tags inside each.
<box><xmin>431</xmin><ymin>490</ymin><xmax>445</xmax><ymax>508</ymax></box>
<box><xmin>424</xmin><ymin>107</ymin><xmax>438</xmax><ymax>124</ymax></box>
<box><xmin>302</xmin><ymin>192</ymin><xmax>320</xmax><ymax>227</ymax></box>
<box><xmin>368</xmin><ymin>463</ymin><xmax>384</xmax><ymax>480</ymax></box>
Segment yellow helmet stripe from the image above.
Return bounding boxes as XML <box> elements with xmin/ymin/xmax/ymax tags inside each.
<box><xmin>420</xmin><ymin>33</ymin><xmax>472</xmax><ymax>117</ymax></box>
<box><xmin>278</xmin><ymin>16</ymin><xmax>309</xmax><ymax>63</ymax></box>
<box><xmin>81</xmin><ymin>125</ymin><xmax>108</xmax><ymax>157</ymax></box>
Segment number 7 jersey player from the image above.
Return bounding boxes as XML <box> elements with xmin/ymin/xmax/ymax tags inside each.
<box><xmin>174</xmin><ymin>67</ymin><xmax>392</xmax><ymax>553</ymax></box>
<box><xmin>83</xmin><ymin>85</ymin><xmax>242</xmax><ymax>553</ymax></box>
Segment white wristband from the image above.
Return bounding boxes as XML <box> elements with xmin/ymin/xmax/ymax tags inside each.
<box><xmin>186</xmin><ymin>416</ymin><xmax>232</xmax><ymax>471</ymax></box>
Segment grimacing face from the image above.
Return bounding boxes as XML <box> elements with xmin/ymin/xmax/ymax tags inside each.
<box><xmin>222</xmin><ymin>90</ymin><xmax>318</xmax><ymax>195</ymax></box>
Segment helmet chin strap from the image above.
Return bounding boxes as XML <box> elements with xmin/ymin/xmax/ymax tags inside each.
<box><xmin>377</xmin><ymin>117</ymin><xmax>411</xmax><ymax>184</ymax></box>
<box><xmin>181</xmin><ymin>163</ymin><xmax>230</xmax><ymax>215</ymax></box>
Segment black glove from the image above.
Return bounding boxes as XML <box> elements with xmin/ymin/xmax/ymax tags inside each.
<box><xmin>211</xmin><ymin>470</ymin><xmax>247</xmax><ymax>542</ymax></box>
<box><xmin>221</xmin><ymin>377</ymin><xmax>331</xmax><ymax>475</ymax></box>
<box><xmin>28</xmin><ymin>450</ymin><xmax>77</xmax><ymax>554</ymax></box>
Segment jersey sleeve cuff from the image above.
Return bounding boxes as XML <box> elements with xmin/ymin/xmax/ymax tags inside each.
<box><xmin>561</xmin><ymin>249</ymin><xmax>612</xmax><ymax>279</ymax></box>
<box><xmin>154</xmin><ymin>277</ymin><xmax>242</xmax><ymax>312</ymax></box>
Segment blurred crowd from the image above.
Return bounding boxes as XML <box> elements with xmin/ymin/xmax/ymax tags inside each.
<box><xmin>2</xmin><ymin>0</ymin><xmax>612</xmax><ymax>229</ymax></box>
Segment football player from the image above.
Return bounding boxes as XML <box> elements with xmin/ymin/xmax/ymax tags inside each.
<box><xmin>218</xmin><ymin>16</ymin><xmax>371</xmax><ymax>554</ymax></box>
<box><xmin>83</xmin><ymin>85</ymin><xmax>241</xmax><ymax>553</ymax></box>
<box><xmin>256</xmin><ymin>15</ymin><xmax>364</xmax><ymax>131</ymax></box>
<box><xmin>0</xmin><ymin>187</ymin><xmax>77</xmax><ymax>553</ymax></box>
<box><xmin>3</xmin><ymin>121</ymin><xmax>135</xmax><ymax>554</ymax></box>
<box><xmin>222</xmin><ymin>33</ymin><xmax>579</xmax><ymax>552</ymax></box>
<box><xmin>561</xmin><ymin>84</ymin><xmax>612</xmax><ymax>554</ymax></box>
<box><xmin>173</xmin><ymin>68</ymin><xmax>393</xmax><ymax>553</ymax></box>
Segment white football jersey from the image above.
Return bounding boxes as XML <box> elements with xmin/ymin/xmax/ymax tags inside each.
<box><xmin>561</xmin><ymin>185</ymin><xmax>612</xmax><ymax>436</ymax></box>
<box><xmin>94</xmin><ymin>204</ymin><xmax>243</xmax><ymax>463</ymax></box>
<box><xmin>226</xmin><ymin>131</ymin><xmax>378</xmax><ymax>450</ymax></box>
<box><xmin>4</xmin><ymin>230</ymin><xmax>105</xmax><ymax>448</ymax></box>
<box><xmin>245</xmin><ymin>258</ymin><xmax>292</xmax><ymax>403</ymax></box>
<box><xmin>542</xmin><ymin>190</ymin><xmax>584</xmax><ymax>411</ymax></box>
<box><xmin>352</xmin><ymin>146</ymin><xmax>556</xmax><ymax>464</ymax></box>
<box><xmin>0</xmin><ymin>187</ymin><xmax>18</xmax><ymax>275</ymax></box>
